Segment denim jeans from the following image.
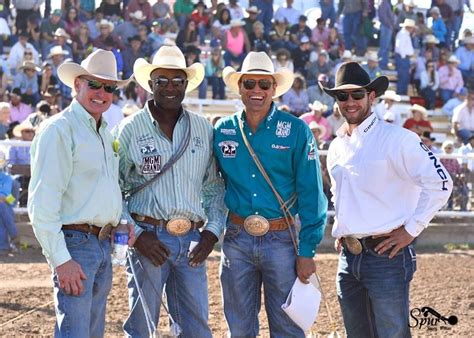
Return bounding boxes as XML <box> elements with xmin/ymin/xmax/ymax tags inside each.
<box><xmin>209</xmin><ymin>76</ymin><xmax>225</xmax><ymax>99</ymax></box>
<box><xmin>254</xmin><ymin>0</ymin><xmax>273</xmax><ymax>34</ymax></box>
<box><xmin>336</xmin><ymin>243</ymin><xmax>417</xmax><ymax>338</ymax></box>
<box><xmin>457</xmin><ymin>129</ymin><xmax>473</xmax><ymax>144</ymax></box>
<box><xmin>53</xmin><ymin>230</ymin><xmax>112</xmax><ymax>337</ymax></box>
<box><xmin>0</xmin><ymin>202</ymin><xmax>16</xmax><ymax>251</ymax></box>
<box><xmin>123</xmin><ymin>223</ymin><xmax>212</xmax><ymax>338</ymax></box>
<box><xmin>320</xmin><ymin>1</ymin><xmax>337</xmax><ymax>27</ymax></box>
<box><xmin>220</xmin><ymin>221</ymin><xmax>305</xmax><ymax>337</ymax></box>
<box><xmin>420</xmin><ymin>87</ymin><xmax>436</xmax><ymax>109</ymax></box>
<box><xmin>395</xmin><ymin>54</ymin><xmax>410</xmax><ymax>95</ymax></box>
<box><xmin>342</xmin><ymin>11</ymin><xmax>362</xmax><ymax>51</ymax></box>
<box><xmin>378</xmin><ymin>24</ymin><xmax>393</xmax><ymax>69</ymax></box>
<box><xmin>440</xmin><ymin>89</ymin><xmax>454</xmax><ymax>104</ymax></box>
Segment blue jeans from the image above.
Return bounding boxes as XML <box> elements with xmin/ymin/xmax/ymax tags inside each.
<box><xmin>378</xmin><ymin>24</ymin><xmax>393</xmax><ymax>69</ymax></box>
<box><xmin>337</xmin><ymin>243</ymin><xmax>417</xmax><ymax>338</ymax></box>
<box><xmin>123</xmin><ymin>223</ymin><xmax>211</xmax><ymax>338</ymax></box>
<box><xmin>209</xmin><ymin>76</ymin><xmax>225</xmax><ymax>99</ymax></box>
<box><xmin>440</xmin><ymin>89</ymin><xmax>454</xmax><ymax>104</ymax></box>
<box><xmin>395</xmin><ymin>54</ymin><xmax>410</xmax><ymax>95</ymax></box>
<box><xmin>320</xmin><ymin>1</ymin><xmax>337</xmax><ymax>27</ymax></box>
<box><xmin>420</xmin><ymin>87</ymin><xmax>436</xmax><ymax>109</ymax></box>
<box><xmin>254</xmin><ymin>0</ymin><xmax>273</xmax><ymax>34</ymax></box>
<box><xmin>457</xmin><ymin>129</ymin><xmax>473</xmax><ymax>144</ymax></box>
<box><xmin>0</xmin><ymin>202</ymin><xmax>16</xmax><ymax>251</ymax></box>
<box><xmin>53</xmin><ymin>230</ymin><xmax>112</xmax><ymax>337</ymax></box>
<box><xmin>342</xmin><ymin>11</ymin><xmax>362</xmax><ymax>51</ymax></box>
<box><xmin>220</xmin><ymin>221</ymin><xmax>305</xmax><ymax>337</ymax></box>
<box><xmin>198</xmin><ymin>78</ymin><xmax>208</xmax><ymax>99</ymax></box>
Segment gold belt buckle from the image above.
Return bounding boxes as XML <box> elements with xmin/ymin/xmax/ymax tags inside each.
<box><xmin>243</xmin><ymin>215</ymin><xmax>270</xmax><ymax>236</ymax></box>
<box><xmin>98</xmin><ymin>223</ymin><xmax>113</xmax><ymax>241</ymax></box>
<box><xmin>344</xmin><ymin>237</ymin><xmax>363</xmax><ymax>255</ymax></box>
<box><xmin>166</xmin><ymin>218</ymin><xmax>192</xmax><ymax>236</ymax></box>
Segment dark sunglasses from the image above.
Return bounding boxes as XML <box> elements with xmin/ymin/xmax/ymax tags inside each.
<box><xmin>85</xmin><ymin>79</ymin><xmax>117</xmax><ymax>93</ymax></box>
<box><xmin>154</xmin><ymin>77</ymin><xmax>187</xmax><ymax>88</ymax></box>
<box><xmin>24</xmin><ymin>52</ymin><xmax>33</xmax><ymax>55</ymax></box>
<box><xmin>335</xmin><ymin>90</ymin><xmax>367</xmax><ymax>101</ymax></box>
<box><xmin>241</xmin><ymin>79</ymin><xmax>274</xmax><ymax>90</ymax></box>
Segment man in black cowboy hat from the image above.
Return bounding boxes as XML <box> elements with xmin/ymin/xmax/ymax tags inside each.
<box><xmin>322</xmin><ymin>62</ymin><xmax>452</xmax><ymax>337</ymax></box>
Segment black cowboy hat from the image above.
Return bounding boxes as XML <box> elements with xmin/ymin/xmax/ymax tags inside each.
<box><xmin>320</xmin><ymin>62</ymin><xmax>389</xmax><ymax>98</ymax></box>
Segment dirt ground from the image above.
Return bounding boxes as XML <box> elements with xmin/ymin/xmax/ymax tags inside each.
<box><xmin>0</xmin><ymin>248</ymin><xmax>472</xmax><ymax>337</ymax></box>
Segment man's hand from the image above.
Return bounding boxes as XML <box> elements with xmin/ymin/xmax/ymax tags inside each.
<box><xmin>125</xmin><ymin>223</ymin><xmax>136</xmax><ymax>247</ymax></box>
<box><xmin>296</xmin><ymin>257</ymin><xmax>316</xmax><ymax>284</ymax></box>
<box><xmin>334</xmin><ymin>238</ymin><xmax>342</xmax><ymax>253</ymax></box>
<box><xmin>374</xmin><ymin>226</ymin><xmax>415</xmax><ymax>259</ymax></box>
<box><xmin>55</xmin><ymin>259</ymin><xmax>87</xmax><ymax>296</ymax></box>
<box><xmin>189</xmin><ymin>230</ymin><xmax>218</xmax><ymax>267</ymax></box>
<box><xmin>134</xmin><ymin>232</ymin><xmax>170</xmax><ymax>266</ymax></box>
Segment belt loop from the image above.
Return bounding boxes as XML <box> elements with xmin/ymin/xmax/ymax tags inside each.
<box><xmin>87</xmin><ymin>224</ymin><xmax>93</xmax><ymax>234</ymax></box>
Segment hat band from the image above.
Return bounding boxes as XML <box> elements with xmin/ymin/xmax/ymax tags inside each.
<box><xmin>247</xmin><ymin>68</ymin><xmax>272</xmax><ymax>73</ymax></box>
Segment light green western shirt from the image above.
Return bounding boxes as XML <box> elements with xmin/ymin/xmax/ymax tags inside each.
<box><xmin>113</xmin><ymin>102</ymin><xmax>226</xmax><ymax>239</ymax></box>
<box><xmin>28</xmin><ymin>99</ymin><xmax>122</xmax><ymax>268</ymax></box>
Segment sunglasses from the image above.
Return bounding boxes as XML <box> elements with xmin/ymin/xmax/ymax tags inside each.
<box><xmin>84</xmin><ymin>79</ymin><xmax>117</xmax><ymax>93</ymax></box>
<box><xmin>153</xmin><ymin>77</ymin><xmax>187</xmax><ymax>88</ymax></box>
<box><xmin>24</xmin><ymin>52</ymin><xmax>33</xmax><ymax>55</ymax></box>
<box><xmin>335</xmin><ymin>90</ymin><xmax>367</xmax><ymax>102</ymax></box>
<box><xmin>241</xmin><ymin>79</ymin><xmax>274</xmax><ymax>90</ymax></box>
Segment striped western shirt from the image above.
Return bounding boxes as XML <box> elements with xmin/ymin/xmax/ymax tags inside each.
<box><xmin>113</xmin><ymin>101</ymin><xmax>226</xmax><ymax>238</ymax></box>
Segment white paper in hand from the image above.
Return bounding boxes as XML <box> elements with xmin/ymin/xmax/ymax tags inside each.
<box><xmin>281</xmin><ymin>274</ymin><xmax>322</xmax><ymax>333</ymax></box>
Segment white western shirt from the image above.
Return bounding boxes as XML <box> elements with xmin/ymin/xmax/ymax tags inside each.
<box><xmin>327</xmin><ymin>114</ymin><xmax>452</xmax><ymax>239</ymax></box>
<box><xmin>395</xmin><ymin>28</ymin><xmax>414</xmax><ymax>59</ymax></box>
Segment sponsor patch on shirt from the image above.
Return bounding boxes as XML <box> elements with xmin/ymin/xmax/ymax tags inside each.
<box><xmin>276</xmin><ymin>121</ymin><xmax>292</xmax><ymax>138</ymax></box>
<box><xmin>140</xmin><ymin>144</ymin><xmax>157</xmax><ymax>155</ymax></box>
<box><xmin>307</xmin><ymin>140</ymin><xmax>316</xmax><ymax>160</ymax></box>
<box><xmin>218</xmin><ymin>140</ymin><xmax>239</xmax><ymax>158</ymax></box>
<box><xmin>193</xmin><ymin>136</ymin><xmax>204</xmax><ymax>149</ymax></box>
<box><xmin>221</xmin><ymin>128</ymin><xmax>237</xmax><ymax>135</ymax></box>
<box><xmin>271</xmin><ymin>144</ymin><xmax>290</xmax><ymax>150</ymax></box>
<box><xmin>141</xmin><ymin>155</ymin><xmax>161</xmax><ymax>174</ymax></box>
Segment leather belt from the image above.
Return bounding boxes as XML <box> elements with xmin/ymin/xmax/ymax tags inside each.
<box><xmin>341</xmin><ymin>236</ymin><xmax>389</xmax><ymax>255</ymax></box>
<box><xmin>62</xmin><ymin>223</ymin><xmax>113</xmax><ymax>241</ymax></box>
<box><xmin>131</xmin><ymin>213</ymin><xmax>204</xmax><ymax>236</ymax></box>
<box><xmin>229</xmin><ymin>212</ymin><xmax>289</xmax><ymax>232</ymax></box>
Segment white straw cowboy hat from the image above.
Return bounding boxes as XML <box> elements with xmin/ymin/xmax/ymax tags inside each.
<box><xmin>19</xmin><ymin>61</ymin><xmax>41</xmax><ymax>72</ymax></box>
<box><xmin>54</xmin><ymin>27</ymin><xmax>70</xmax><ymax>39</ymax></box>
<box><xmin>423</xmin><ymin>34</ymin><xmax>439</xmax><ymax>44</ymax></box>
<box><xmin>246</xmin><ymin>6</ymin><xmax>261</xmax><ymax>14</ymax></box>
<box><xmin>447</xmin><ymin>55</ymin><xmax>460</xmax><ymax>64</ymax></box>
<box><xmin>47</xmin><ymin>45</ymin><xmax>69</xmax><ymax>58</ymax></box>
<box><xmin>230</xmin><ymin>19</ymin><xmax>245</xmax><ymax>28</ymax></box>
<box><xmin>308</xmin><ymin>121</ymin><xmax>326</xmax><ymax>136</ymax></box>
<box><xmin>341</xmin><ymin>50</ymin><xmax>352</xmax><ymax>59</ymax></box>
<box><xmin>400</xmin><ymin>18</ymin><xmax>416</xmax><ymax>28</ymax></box>
<box><xmin>58</xmin><ymin>49</ymin><xmax>131</xmax><ymax>90</ymax></box>
<box><xmin>130</xmin><ymin>10</ymin><xmax>146</xmax><ymax>21</ymax></box>
<box><xmin>13</xmin><ymin>120</ymin><xmax>36</xmax><ymax>138</ymax></box>
<box><xmin>366</xmin><ymin>51</ymin><xmax>380</xmax><ymax>62</ymax></box>
<box><xmin>133</xmin><ymin>45</ymin><xmax>204</xmax><ymax>94</ymax></box>
<box><xmin>380</xmin><ymin>90</ymin><xmax>401</xmax><ymax>101</ymax></box>
<box><xmin>223</xmin><ymin>51</ymin><xmax>293</xmax><ymax>98</ymax></box>
<box><xmin>97</xmin><ymin>19</ymin><xmax>114</xmax><ymax>31</ymax></box>
<box><xmin>410</xmin><ymin>104</ymin><xmax>428</xmax><ymax>117</ymax></box>
<box><xmin>308</xmin><ymin>100</ymin><xmax>327</xmax><ymax>112</ymax></box>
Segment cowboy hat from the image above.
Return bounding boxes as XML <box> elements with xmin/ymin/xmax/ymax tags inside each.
<box><xmin>223</xmin><ymin>51</ymin><xmax>294</xmax><ymax>98</ymax></box>
<box><xmin>47</xmin><ymin>45</ymin><xmax>69</xmax><ymax>58</ymax></box>
<box><xmin>54</xmin><ymin>28</ymin><xmax>70</xmax><ymax>39</ymax></box>
<box><xmin>308</xmin><ymin>121</ymin><xmax>326</xmax><ymax>136</ymax></box>
<box><xmin>58</xmin><ymin>49</ymin><xmax>131</xmax><ymax>90</ymax></box>
<box><xmin>320</xmin><ymin>62</ymin><xmax>389</xmax><ymax>98</ymax></box>
<box><xmin>447</xmin><ymin>55</ymin><xmax>460</xmax><ymax>64</ymax></box>
<box><xmin>400</xmin><ymin>18</ymin><xmax>416</xmax><ymax>28</ymax></box>
<box><xmin>130</xmin><ymin>10</ymin><xmax>146</xmax><ymax>21</ymax></box>
<box><xmin>341</xmin><ymin>50</ymin><xmax>352</xmax><ymax>59</ymax></box>
<box><xmin>42</xmin><ymin>85</ymin><xmax>59</xmax><ymax>97</ymax></box>
<box><xmin>246</xmin><ymin>6</ymin><xmax>261</xmax><ymax>14</ymax></box>
<box><xmin>463</xmin><ymin>36</ymin><xmax>474</xmax><ymax>45</ymax></box>
<box><xmin>13</xmin><ymin>120</ymin><xmax>36</xmax><ymax>138</ymax></box>
<box><xmin>423</xmin><ymin>34</ymin><xmax>439</xmax><ymax>44</ymax></box>
<box><xmin>97</xmin><ymin>19</ymin><xmax>114</xmax><ymax>31</ymax></box>
<box><xmin>429</xmin><ymin>6</ymin><xmax>440</xmax><ymax>15</ymax></box>
<box><xmin>133</xmin><ymin>45</ymin><xmax>204</xmax><ymax>94</ymax></box>
<box><xmin>230</xmin><ymin>19</ymin><xmax>245</xmax><ymax>28</ymax></box>
<box><xmin>308</xmin><ymin>100</ymin><xmax>327</xmax><ymax>112</ymax></box>
<box><xmin>410</xmin><ymin>104</ymin><xmax>428</xmax><ymax>116</ymax></box>
<box><xmin>380</xmin><ymin>90</ymin><xmax>401</xmax><ymax>101</ymax></box>
<box><xmin>366</xmin><ymin>51</ymin><xmax>380</xmax><ymax>62</ymax></box>
<box><xmin>19</xmin><ymin>61</ymin><xmax>41</xmax><ymax>72</ymax></box>
<box><xmin>403</xmin><ymin>0</ymin><xmax>416</xmax><ymax>7</ymax></box>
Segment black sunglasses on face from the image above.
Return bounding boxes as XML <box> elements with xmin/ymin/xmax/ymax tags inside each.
<box><xmin>335</xmin><ymin>90</ymin><xmax>367</xmax><ymax>102</ymax></box>
<box><xmin>85</xmin><ymin>79</ymin><xmax>118</xmax><ymax>93</ymax></box>
<box><xmin>241</xmin><ymin>79</ymin><xmax>274</xmax><ymax>90</ymax></box>
<box><xmin>153</xmin><ymin>77</ymin><xmax>187</xmax><ymax>88</ymax></box>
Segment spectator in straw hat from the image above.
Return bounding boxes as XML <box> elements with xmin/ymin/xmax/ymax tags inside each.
<box><xmin>215</xmin><ymin>51</ymin><xmax>327</xmax><ymax>336</ymax></box>
<box><xmin>40</xmin><ymin>9</ymin><xmax>65</xmax><ymax>58</ymax></box>
<box><xmin>362</xmin><ymin>51</ymin><xmax>382</xmax><ymax>81</ymax></box>
<box><xmin>28</xmin><ymin>49</ymin><xmax>134</xmax><ymax>337</ymax></box>
<box><xmin>9</xmin><ymin>88</ymin><xmax>33</xmax><ymax>123</ymax></box>
<box><xmin>243</xmin><ymin>5</ymin><xmax>260</xmax><ymax>36</ymax></box>
<box><xmin>439</xmin><ymin>55</ymin><xmax>464</xmax><ymax>103</ymax></box>
<box><xmin>308</xmin><ymin>120</ymin><xmax>327</xmax><ymax>148</ymax></box>
<box><xmin>7</xmin><ymin>30</ymin><xmax>40</xmax><ymax>76</ymax></box>
<box><xmin>47</xmin><ymin>27</ymin><xmax>73</xmax><ymax>61</ymax></box>
<box><xmin>421</xmin><ymin>34</ymin><xmax>441</xmax><ymax>62</ymax></box>
<box><xmin>307</xmin><ymin>73</ymin><xmax>335</xmax><ymax>114</ymax></box>
<box><xmin>454</xmin><ymin>36</ymin><xmax>474</xmax><ymax>83</ymax></box>
<box><xmin>301</xmin><ymin>100</ymin><xmax>331</xmax><ymax>141</ymax></box>
<box><xmin>403</xmin><ymin>104</ymin><xmax>433</xmax><ymax>136</ymax></box>
<box><xmin>452</xmin><ymin>89</ymin><xmax>474</xmax><ymax>144</ymax></box>
<box><xmin>395</xmin><ymin>18</ymin><xmax>416</xmax><ymax>95</ymax></box>
<box><xmin>47</xmin><ymin>45</ymin><xmax>69</xmax><ymax>76</ymax></box>
<box><xmin>374</xmin><ymin>90</ymin><xmax>402</xmax><ymax>125</ymax></box>
<box><xmin>222</xmin><ymin>19</ymin><xmax>251</xmax><ymax>68</ymax></box>
<box><xmin>116</xmin><ymin>45</ymin><xmax>225</xmax><ymax>337</ymax></box>
<box><xmin>323</xmin><ymin>61</ymin><xmax>452</xmax><ymax>337</ymax></box>
<box><xmin>93</xmin><ymin>19</ymin><xmax>124</xmax><ymax>51</ymax></box>
<box><xmin>115</xmin><ymin>10</ymin><xmax>146</xmax><ymax>43</ymax></box>
<box><xmin>13</xmin><ymin>61</ymin><xmax>41</xmax><ymax>106</ymax></box>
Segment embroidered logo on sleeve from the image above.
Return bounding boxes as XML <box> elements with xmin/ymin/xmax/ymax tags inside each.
<box><xmin>221</xmin><ymin>128</ymin><xmax>237</xmax><ymax>135</ymax></box>
<box><xmin>218</xmin><ymin>141</ymin><xmax>239</xmax><ymax>158</ymax></box>
<box><xmin>193</xmin><ymin>136</ymin><xmax>204</xmax><ymax>149</ymax></box>
<box><xmin>276</xmin><ymin>121</ymin><xmax>292</xmax><ymax>137</ymax></box>
<box><xmin>307</xmin><ymin>140</ymin><xmax>316</xmax><ymax>160</ymax></box>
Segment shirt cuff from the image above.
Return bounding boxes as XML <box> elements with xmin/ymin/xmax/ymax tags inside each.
<box><xmin>203</xmin><ymin>221</ymin><xmax>223</xmax><ymax>239</ymax></box>
<box><xmin>134</xmin><ymin>223</ymin><xmax>144</xmax><ymax>239</ymax></box>
<box><xmin>404</xmin><ymin>219</ymin><xmax>426</xmax><ymax>238</ymax></box>
<box><xmin>49</xmin><ymin>248</ymin><xmax>72</xmax><ymax>269</ymax></box>
<box><xmin>298</xmin><ymin>242</ymin><xmax>317</xmax><ymax>258</ymax></box>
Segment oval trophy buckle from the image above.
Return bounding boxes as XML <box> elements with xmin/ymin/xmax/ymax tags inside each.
<box><xmin>243</xmin><ymin>215</ymin><xmax>270</xmax><ymax>236</ymax></box>
<box><xmin>344</xmin><ymin>237</ymin><xmax>363</xmax><ymax>255</ymax></box>
<box><xmin>166</xmin><ymin>218</ymin><xmax>192</xmax><ymax>236</ymax></box>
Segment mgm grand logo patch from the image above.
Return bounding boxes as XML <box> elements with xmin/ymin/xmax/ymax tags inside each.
<box><xmin>141</xmin><ymin>155</ymin><xmax>161</xmax><ymax>174</ymax></box>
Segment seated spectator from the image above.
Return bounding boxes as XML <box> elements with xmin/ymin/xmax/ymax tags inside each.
<box><xmin>222</xmin><ymin>19</ymin><xmax>250</xmax><ymax>68</ymax></box>
<box><xmin>190</xmin><ymin>1</ymin><xmax>210</xmax><ymax>46</ymax></box>
<box><xmin>440</xmin><ymin>140</ymin><xmax>464</xmax><ymax>210</ymax></box>
<box><xmin>269</xmin><ymin>16</ymin><xmax>291</xmax><ymax>51</ymax></box>
<box><xmin>452</xmin><ymin>90</ymin><xmax>474</xmax><ymax>144</ymax></box>
<box><xmin>274</xmin><ymin>0</ymin><xmax>301</xmax><ymax>26</ymax></box>
<box><xmin>403</xmin><ymin>104</ymin><xmax>433</xmax><ymax>136</ymax></box>
<box><xmin>0</xmin><ymin>102</ymin><xmax>10</xmax><ymax>140</ymax></box>
<box><xmin>47</xmin><ymin>28</ymin><xmax>73</xmax><ymax>59</ymax></box>
<box><xmin>413</xmin><ymin>48</ymin><xmax>435</xmax><ymax>93</ymax></box>
<box><xmin>308</xmin><ymin>120</ymin><xmax>327</xmax><ymax>149</ymax></box>
<box><xmin>122</xmin><ymin>35</ymin><xmax>145</xmax><ymax>79</ymax></box>
<box><xmin>40</xmin><ymin>85</ymin><xmax>60</xmax><ymax>112</ymax></box>
<box><xmin>148</xmin><ymin>20</ymin><xmax>166</xmax><ymax>51</ymax></box>
<box><xmin>205</xmin><ymin>47</ymin><xmax>225</xmax><ymax>100</ymax></box>
<box><xmin>38</xmin><ymin>63</ymin><xmax>59</xmax><ymax>97</ymax></box>
<box><xmin>327</xmin><ymin>103</ymin><xmax>344</xmax><ymax>138</ymax></box>
<box><xmin>327</xmin><ymin>27</ymin><xmax>344</xmax><ymax>60</ymax></box>
<box><xmin>421</xmin><ymin>35</ymin><xmax>441</xmax><ymax>62</ymax></box>
<box><xmin>273</xmin><ymin>48</ymin><xmax>294</xmax><ymax>72</ymax></box>
<box><xmin>185</xmin><ymin>46</ymin><xmax>207</xmax><ymax>99</ymax></box>
<box><xmin>300</xmin><ymin>100</ymin><xmax>331</xmax><ymax>141</ymax></box>
<box><xmin>175</xmin><ymin>19</ymin><xmax>199</xmax><ymax>51</ymax></box>
<box><xmin>306</xmin><ymin>50</ymin><xmax>332</xmax><ymax>87</ymax></box>
<box><xmin>152</xmin><ymin>0</ymin><xmax>170</xmax><ymax>22</ymax></box>
<box><xmin>308</xmin><ymin>74</ymin><xmax>334</xmax><ymax>113</ymax></box>
<box><xmin>126</xmin><ymin>0</ymin><xmax>153</xmax><ymax>23</ymax></box>
<box><xmin>87</xmin><ymin>7</ymin><xmax>104</xmax><ymax>39</ymax></box>
<box><xmin>282</xmin><ymin>75</ymin><xmax>309</xmax><ymax>116</ymax></box>
<box><xmin>311</xmin><ymin>17</ymin><xmax>330</xmax><ymax>50</ymax></box>
<box><xmin>214</xmin><ymin>7</ymin><xmax>231</xmax><ymax>34</ymax></box>
<box><xmin>47</xmin><ymin>46</ymin><xmax>69</xmax><ymax>77</ymax></box>
<box><xmin>243</xmin><ymin>6</ymin><xmax>260</xmax><ymax>37</ymax></box>
<box><xmin>248</xmin><ymin>21</ymin><xmax>270</xmax><ymax>53</ymax></box>
<box><xmin>374</xmin><ymin>90</ymin><xmax>402</xmax><ymax>125</ymax></box>
<box><xmin>0</xmin><ymin>149</ymin><xmax>18</xmax><ymax>256</ymax></box>
<box><xmin>93</xmin><ymin>19</ymin><xmax>124</xmax><ymax>50</ymax></box>
<box><xmin>40</xmin><ymin>9</ymin><xmax>65</xmax><ymax>58</ymax></box>
<box><xmin>103</xmin><ymin>37</ymin><xmax>124</xmax><ymax>79</ymax></box>
<box><xmin>289</xmin><ymin>15</ymin><xmax>311</xmax><ymax>48</ymax></box>
<box><xmin>291</xmin><ymin>36</ymin><xmax>311</xmax><ymax>77</ymax></box>
<box><xmin>420</xmin><ymin>60</ymin><xmax>440</xmax><ymax>110</ymax></box>
<box><xmin>454</xmin><ymin>36</ymin><xmax>474</xmax><ymax>84</ymax></box>
<box><xmin>443</xmin><ymin>87</ymin><xmax>467</xmax><ymax>117</ymax></box>
<box><xmin>362</xmin><ymin>52</ymin><xmax>382</xmax><ymax>81</ymax></box>
<box><xmin>9</xmin><ymin>88</ymin><xmax>33</xmax><ymax>123</ymax></box>
<box><xmin>7</xmin><ymin>31</ymin><xmax>40</xmax><ymax>77</ymax></box>
<box><xmin>27</xmin><ymin>100</ymin><xmax>53</xmax><ymax>127</ymax></box>
<box><xmin>439</xmin><ymin>55</ymin><xmax>464</xmax><ymax>103</ymax></box>
<box><xmin>98</xmin><ymin>0</ymin><xmax>123</xmax><ymax>20</ymax></box>
<box><xmin>72</xmin><ymin>23</ymin><xmax>94</xmax><ymax>63</ymax></box>
<box><xmin>114</xmin><ymin>10</ymin><xmax>146</xmax><ymax>44</ymax></box>
<box><xmin>228</xmin><ymin>0</ymin><xmax>244</xmax><ymax>20</ymax></box>
<box><xmin>25</xmin><ymin>14</ymin><xmax>41</xmax><ymax>53</ymax></box>
<box><xmin>8</xmin><ymin>120</ymin><xmax>35</xmax><ymax>165</ymax></box>
<box><xmin>64</xmin><ymin>7</ymin><xmax>81</xmax><ymax>39</ymax></box>
<box><xmin>13</xmin><ymin>61</ymin><xmax>41</xmax><ymax>106</ymax></box>
<box><xmin>120</xmin><ymin>81</ymin><xmax>143</xmax><ymax>108</ymax></box>
<box><xmin>137</xmin><ymin>24</ymin><xmax>152</xmax><ymax>56</ymax></box>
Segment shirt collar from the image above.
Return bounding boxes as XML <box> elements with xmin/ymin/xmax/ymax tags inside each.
<box><xmin>144</xmin><ymin>99</ymin><xmax>187</xmax><ymax>127</ymax></box>
<box><xmin>336</xmin><ymin>113</ymin><xmax>378</xmax><ymax>139</ymax></box>
<box><xmin>71</xmin><ymin>99</ymin><xmax>108</xmax><ymax>131</ymax></box>
<box><xmin>239</xmin><ymin>103</ymin><xmax>277</xmax><ymax>130</ymax></box>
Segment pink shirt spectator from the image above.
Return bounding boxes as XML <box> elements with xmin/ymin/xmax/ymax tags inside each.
<box><xmin>300</xmin><ymin>112</ymin><xmax>331</xmax><ymax>141</ymax></box>
<box><xmin>125</xmin><ymin>0</ymin><xmax>153</xmax><ymax>22</ymax></box>
<box><xmin>10</xmin><ymin>103</ymin><xmax>33</xmax><ymax>123</ymax></box>
<box><xmin>438</xmin><ymin>65</ymin><xmax>464</xmax><ymax>92</ymax></box>
<box><xmin>311</xmin><ymin>27</ymin><xmax>330</xmax><ymax>49</ymax></box>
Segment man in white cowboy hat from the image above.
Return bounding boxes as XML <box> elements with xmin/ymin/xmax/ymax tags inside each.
<box><xmin>28</xmin><ymin>49</ymin><xmax>134</xmax><ymax>337</ymax></box>
<box><xmin>46</xmin><ymin>27</ymin><xmax>73</xmax><ymax>59</ymax></box>
<box><xmin>115</xmin><ymin>45</ymin><xmax>226</xmax><ymax>337</ymax></box>
<box><xmin>439</xmin><ymin>54</ymin><xmax>464</xmax><ymax>103</ymax></box>
<box><xmin>374</xmin><ymin>89</ymin><xmax>402</xmax><ymax>125</ymax></box>
<box><xmin>395</xmin><ymin>18</ymin><xmax>416</xmax><ymax>94</ymax></box>
<box><xmin>93</xmin><ymin>19</ymin><xmax>125</xmax><ymax>51</ymax></box>
<box><xmin>214</xmin><ymin>51</ymin><xmax>327</xmax><ymax>336</ymax></box>
<box><xmin>362</xmin><ymin>51</ymin><xmax>382</xmax><ymax>81</ymax></box>
<box><xmin>402</xmin><ymin>103</ymin><xmax>433</xmax><ymax>136</ymax></box>
<box><xmin>322</xmin><ymin>61</ymin><xmax>452</xmax><ymax>337</ymax></box>
<box><xmin>243</xmin><ymin>5</ymin><xmax>261</xmax><ymax>36</ymax></box>
<box><xmin>454</xmin><ymin>36</ymin><xmax>474</xmax><ymax>82</ymax></box>
<box><xmin>452</xmin><ymin>89</ymin><xmax>474</xmax><ymax>144</ymax></box>
<box><xmin>13</xmin><ymin>61</ymin><xmax>42</xmax><ymax>106</ymax></box>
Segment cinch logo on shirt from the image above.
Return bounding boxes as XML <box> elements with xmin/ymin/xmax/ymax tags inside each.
<box><xmin>420</xmin><ymin>142</ymin><xmax>449</xmax><ymax>191</ymax></box>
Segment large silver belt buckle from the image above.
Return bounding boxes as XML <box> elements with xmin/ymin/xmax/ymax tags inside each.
<box><xmin>344</xmin><ymin>236</ymin><xmax>363</xmax><ymax>255</ymax></box>
<box><xmin>98</xmin><ymin>223</ymin><xmax>113</xmax><ymax>241</ymax></box>
<box><xmin>243</xmin><ymin>215</ymin><xmax>270</xmax><ymax>236</ymax></box>
<box><xmin>166</xmin><ymin>218</ymin><xmax>192</xmax><ymax>236</ymax></box>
